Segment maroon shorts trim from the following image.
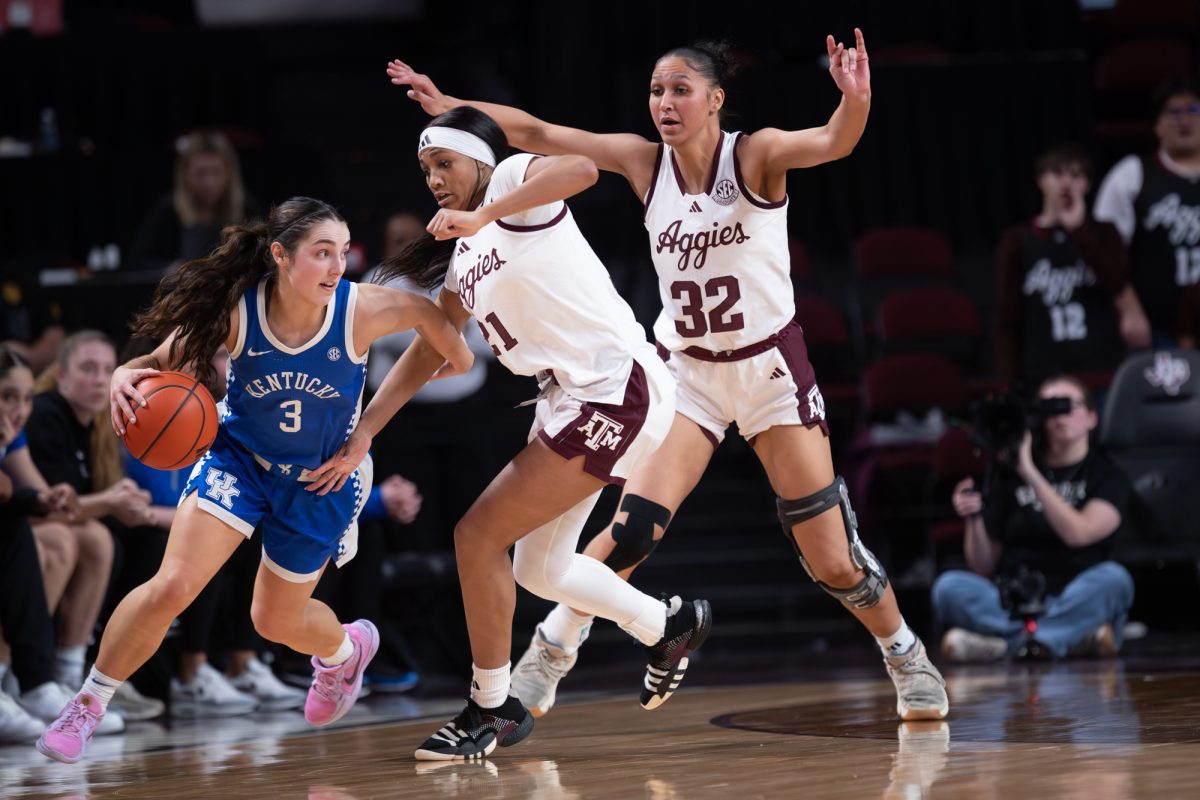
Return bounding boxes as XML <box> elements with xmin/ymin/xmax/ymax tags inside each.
<box><xmin>774</xmin><ymin>323</ymin><xmax>831</xmax><ymax>438</ymax></box>
<box><xmin>537</xmin><ymin>361</ymin><xmax>651</xmax><ymax>486</ymax></box>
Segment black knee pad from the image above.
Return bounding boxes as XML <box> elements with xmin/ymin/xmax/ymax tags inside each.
<box><xmin>603</xmin><ymin>494</ymin><xmax>671</xmax><ymax>572</ymax></box>
<box><xmin>776</xmin><ymin>476</ymin><xmax>888</xmax><ymax>610</ymax></box>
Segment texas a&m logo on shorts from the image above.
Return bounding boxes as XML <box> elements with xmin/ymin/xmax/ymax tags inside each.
<box><xmin>576</xmin><ymin>411</ymin><xmax>625</xmax><ymax>452</ymax></box>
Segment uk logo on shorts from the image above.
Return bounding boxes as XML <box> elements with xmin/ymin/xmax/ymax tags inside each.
<box><xmin>204</xmin><ymin>468</ymin><xmax>241</xmax><ymax>510</ymax></box>
<box><xmin>576</xmin><ymin>411</ymin><xmax>625</xmax><ymax>452</ymax></box>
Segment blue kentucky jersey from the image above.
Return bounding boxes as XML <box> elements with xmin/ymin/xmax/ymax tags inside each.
<box><xmin>221</xmin><ymin>277</ymin><xmax>368</xmax><ymax>470</ymax></box>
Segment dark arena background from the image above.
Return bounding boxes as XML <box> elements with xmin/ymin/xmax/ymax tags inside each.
<box><xmin>3</xmin><ymin>1</ymin><xmax>1200</xmax><ymax>797</ymax></box>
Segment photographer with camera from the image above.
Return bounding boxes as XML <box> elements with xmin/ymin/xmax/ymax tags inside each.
<box><xmin>932</xmin><ymin>375</ymin><xmax>1134</xmax><ymax>662</ymax></box>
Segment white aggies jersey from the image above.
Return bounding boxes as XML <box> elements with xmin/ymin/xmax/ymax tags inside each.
<box><xmin>444</xmin><ymin>153</ymin><xmax>653</xmax><ymax>404</ymax></box>
<box><xmin>644</xmin><ymin>131</ymin><xmax>794</xmax><ymax>354</ymax></box>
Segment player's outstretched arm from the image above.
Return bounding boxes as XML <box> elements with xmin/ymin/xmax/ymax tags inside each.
<box><xmin>386</xmin><ymin>59</ymin><xmax>657</xmax><ymax>194</ymax></box>
<box><xmin>741</xmin><ymin>29</ymin><xmax>871</xmax><ymax>174</ymax></box>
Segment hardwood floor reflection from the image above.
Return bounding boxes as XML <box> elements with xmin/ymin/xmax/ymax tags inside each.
<box><xmin>5</xmin><ymin>661</ymin><xmax>1200</xmax><ymax>799</ymax></box>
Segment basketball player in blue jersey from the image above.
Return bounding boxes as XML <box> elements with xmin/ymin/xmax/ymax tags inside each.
<box><xmin>310</xmin><ymin>107</ymin><xmax>712</xmax><ymax>761</ymax></box>
<box><xmin>37</xmin><ymin>197</ymin><xmax>473</xmax><ymax>763</ymax></box>
<box><xmin>389</xmin><ymin>29</ymin><xmax>949</xmax><ymax>722</ymax></box>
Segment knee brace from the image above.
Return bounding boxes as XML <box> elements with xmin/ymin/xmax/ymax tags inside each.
<box><xmin>603</xmin><ymin>494</ymin><xmax>672</xmax><ymax>572</ymax></box>
<box><xmin>776</xmin><ymin>476</ymin><xmax>888</xmax><ymax>610</ymax></box>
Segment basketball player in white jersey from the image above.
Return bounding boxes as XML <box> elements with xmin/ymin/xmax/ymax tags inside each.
<box><xmin>387</xmin><ymin>28</ymin><xmax>949</xmax><ymax>721</ymax></box>
<box><xmin>314</xmin><ymin>106</ymin><xmax>711</xmax><ymax>761</ymax></box>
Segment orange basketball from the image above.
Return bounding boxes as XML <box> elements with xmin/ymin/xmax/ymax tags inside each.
<box><xmin>120</xmin><ymin>371</ymin><xmax>219</xmax><ymax>471</ymax></box>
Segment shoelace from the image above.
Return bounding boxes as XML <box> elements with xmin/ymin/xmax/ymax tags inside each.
<box><xmin>435</xmin><ymin>703</ymin><xmax>484</xmax><ymax>743</ymax></box>
<box><xmin>522</xmin><ymin>647</ymin><xmax>571</xmax><ymax>680</ymax></box>
<box><xmin>310</xmin><ymin>662</ymin><xmax>347</xmax><ymax>702</ymax></box>
<box><xmin>51</xmin><ymin>703</ymin><xmax>96</xmax><ymax>736</ymax></box>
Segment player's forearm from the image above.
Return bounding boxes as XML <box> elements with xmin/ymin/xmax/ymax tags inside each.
<box><xmin>356</xmin><ymin>340</ymin><xmax>444</xmax><ymax>438</ymax></box>
<box><xmin>823</xmin><ymin>94</ymin><xmax>870</xmax><ymax>159</ymax></box>
<box><xmin>483</xmin><ymin>157</ymin><xmax>598</xmax><ymax>221</ymax></box>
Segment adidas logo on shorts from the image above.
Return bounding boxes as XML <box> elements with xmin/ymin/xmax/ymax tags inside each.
<box><xmin>768</xmin><ymin>368</ymin><xmax>786</xmax><ymax>380</ymax></box>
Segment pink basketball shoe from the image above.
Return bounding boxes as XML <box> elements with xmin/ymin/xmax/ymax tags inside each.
<box><xmin>305</xmin><ymin>619</ymin><xmax>379</xmax><ymax>726</ymax></box>
<box><xmin>36</xmin><ymin>691</ymin><xmax>106</xmax><ymax>763</ymax></box>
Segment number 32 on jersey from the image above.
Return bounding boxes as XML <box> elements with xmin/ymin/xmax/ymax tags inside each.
<box><xmin>671</xmin><ymin>276</ymin><xmax>745</xmax><ymax>337</ymax></box>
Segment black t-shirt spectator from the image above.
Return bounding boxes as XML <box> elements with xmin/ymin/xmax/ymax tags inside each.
<box><xmin>25</xmin><ymin>391</ymin><xmax>92</xmax><ymax>494</ymax></box>
<box><xmin>996</xmin><ymin>219</ymin><xmax>1128</xmax><ymax>386</ymax></box>
<box><xmin>984</xmin><ymin>449</ymin><xmax>1129</xmax><ymax>594</ymax></box>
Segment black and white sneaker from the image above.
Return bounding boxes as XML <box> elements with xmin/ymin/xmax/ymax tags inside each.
<box><xmin>640</xmin><ymin>596</ymin><xmax>712</xmax><ymax>710</ymax></box>
<box><xmin>414</xmin><ymin>696</ymin><xmax>534</xmax><ymax>761</ymax></box>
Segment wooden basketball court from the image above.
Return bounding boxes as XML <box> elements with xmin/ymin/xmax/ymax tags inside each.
<box><xmin>4</xmin><ymin>659</ymin><xmax>1198</xmax><ymax>799</ymax></box>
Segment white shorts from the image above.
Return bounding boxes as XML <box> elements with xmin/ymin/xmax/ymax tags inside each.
<box><xmin>532</xmin><ymin>354</ymin><xmax>675</xmax><ymax>485</ymax></box>
<box><xmin>666</xmin><ymin>320</ymin><xmax>828</xmax><ymax>447</ymax></box>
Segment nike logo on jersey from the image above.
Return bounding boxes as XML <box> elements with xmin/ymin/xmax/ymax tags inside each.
<box><xmin>247</xmin><ymin>348</ymin><xmax>273</xmax><ymax>357</ymax></box>
<box><xmin>689</xmin><ymin>201</ymin><xmax>702</xmax><ymax>213</ymax></box>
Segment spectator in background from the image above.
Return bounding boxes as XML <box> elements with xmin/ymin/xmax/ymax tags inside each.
<box><xmin>0</xmin><ymin>278</ymin><xmax>64</xmax><ymax>374</ymax></box>
<box><xmin>996</xmin><ymin>144</ymin><xmax>1150</xmax><ymax>390</ymax></box>
<box><xmin>363</xmin><ymin>210</ymin><xmax>496</xmax><ymax>551</ymax></box>
<box><xmin>2</xmin><ymin>333</ymin><xmax>146</xmax><ymax>738</ymax></box>
<box><xmin>127</xmin><ymin>131</ymin><xmax>259</xmax><ymax>273</ymax></box>
<box><xmin>1094</xmin><ymin>78</ymin><xmax>1200</xmax><ymax>347</ymax></box>
<box><xmin>0</xmin><ymin>347</ymin><xmax>69</xmax><ymax>742</ymax></box>
<box><xmin>20</xmin><ymin>332</ymin><xmax>150</xmax><ymax>692</ymax></box>
<box><xmin>932</xmin><ymin>375</ymin><xmax>1134</xmax><ymax>663</ymax></box>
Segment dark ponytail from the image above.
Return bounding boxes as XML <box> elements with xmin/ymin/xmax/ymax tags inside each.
<box><xmin>375</xmin><ymin>106</ymin><xmax>510</xmax><ymax>291</ymax></box>
<box><xmin>132</xmin><ymin>196</ymin><xmax>344</xmax><ymax>390</ymax></box>
<box><xmin>660</xmin><ymin>40</ymin><xmax>741</xmax><ymax>88</ymax></box>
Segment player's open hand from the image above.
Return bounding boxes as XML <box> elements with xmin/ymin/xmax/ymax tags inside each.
<box><xmin>110</xmin><ymin>365</ymin><xmax>161</xmax><ymax>436</ymax></box>
<box><xmin>306</xmin><ymin>428</ymin><xmax>372</xmax><ymax>496</ymax></box>
<box><xmin>826</xmin><ymin>28</ymin><xmax>870</xmax><ymax>102</ymax></box>
<box><xmin>387</xmin><ymin>59</ymin><xmax>451</xmax><ymax>116</ymax></box>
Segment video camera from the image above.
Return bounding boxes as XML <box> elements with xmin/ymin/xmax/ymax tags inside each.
<box><xmin>973</xmin><ymin>393</ymin><xmax>1074</xmax><ymax>458</ymax></box>
<box><xmin>997</xmin><ymin>565</ymin><xmax>1047</xmax><ymax>620</ymax></box>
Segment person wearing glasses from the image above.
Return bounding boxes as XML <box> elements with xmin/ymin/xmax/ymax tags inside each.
<box><xmin>1094</xmin><ymin>79</ymin><xmax>1200</xmax><ymax>347</ymax></box>
<box><xmin>933</xmin><ymin>375</ymin><xmax>1134</xmax><ymax>663</ymax></box>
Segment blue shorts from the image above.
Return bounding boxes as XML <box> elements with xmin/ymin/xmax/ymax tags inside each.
<box><xmin>181</xmin><ymin>428</ymin><xmax>373</xmax><ymax>583</ymax></box>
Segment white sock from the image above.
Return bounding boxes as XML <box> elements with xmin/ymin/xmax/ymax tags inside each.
<box><xmin>877</xmin><ymin>620</ymin><xmax>917</xmax><ymax>657</ymax></box>
<box><xmin>319</xmin><ymin>633</ymin><xmax>354</xmax><ymax>667</ymax></box>
<box><xmin>82</xmin><ymin>667</ymin><xmax>122</xmax><ymax>710</ymax></box>
<box><xmin>470</xmin><ymin>662</ymin><xmax>511</xmax><ymax>709</ymax></box>
<box><xmin>540</xmin><ymin>605</ymin><xmax>594</xmax><ymax>655</ymax></box>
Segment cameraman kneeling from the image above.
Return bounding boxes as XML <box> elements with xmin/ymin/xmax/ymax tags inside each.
<box><xmin>933</xmin><ymin>375</ymin><xmax>1134</xmax><ymax>662</ymax></box>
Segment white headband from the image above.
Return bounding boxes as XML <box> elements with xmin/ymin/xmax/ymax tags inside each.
<box><xmin>417</xmin><ymin>126</ymin><xmax>496</xmax><ymax>167</ymax></box>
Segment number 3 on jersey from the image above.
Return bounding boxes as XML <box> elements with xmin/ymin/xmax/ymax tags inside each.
<box><xmin>279</xmin><ymin>399</ymin><xmax>301</xmax><ymax>432</ymax></box>
<box><xmin>671</xmin><ymin>276</ymin><xmax>745</xmax><ymax>337</ymax></box>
